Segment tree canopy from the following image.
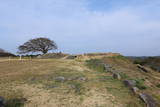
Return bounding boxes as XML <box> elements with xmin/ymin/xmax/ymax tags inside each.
<box><xmin>18</xmin><ymin>37</ymin><xmax>58</xmax><ymax>54</ymax></box>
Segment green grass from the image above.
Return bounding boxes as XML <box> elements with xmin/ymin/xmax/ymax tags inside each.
<box><xmin>119</xmin><ymin>72</ymin><xmax>129</xmax><ymax>79</ymax></box>
<box><xmin>6</xmin><ymin>98</ymin><xmax>26</xmax><ymax>107</ymax></box>
<box><xmin>86</xmin><ymin>59</ymin><xmax>105</xmax><ymax>72</ymax></box>
<box><xmin>103</xmin><ymin>77</ymin><xmax>145</xmax><ymax>107</ymax></box>
<box><xmin>0</xmin><ymin>59</ymin><xmax>147</xmax><ymax>107</ymax></box>
<box><xmin>135</xmin><ymin>79</ymin><xmax>147</xmax><ymax>90</ymax></box>
<box><xmin>109</xmin><ymin>55</ymin><xmax>128</xmax><ymax>60</ymax></box>
<box><xmin>67</xmin><ymin>81</ymin><xmax>84</xmax><ymax>95</ymax></box>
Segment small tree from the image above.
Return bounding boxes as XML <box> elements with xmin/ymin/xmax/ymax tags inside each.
<box><xmin>18</xmin><ymin>37</ymin><xmax>58</xmax><ymax>54</ymax></box>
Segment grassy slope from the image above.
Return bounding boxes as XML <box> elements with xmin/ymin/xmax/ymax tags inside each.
<box><xmin>0</xmin><ymin>58</ymin><xmax>146</xmax><ymax>107</ymax></box>
<box><xmin>102</xmin><ymin>56</ymin><xmax>160</xmax><ymax>102</ymax></box>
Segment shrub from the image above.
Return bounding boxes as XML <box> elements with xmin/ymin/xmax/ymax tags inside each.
<box><xmin>156</xmin><ymin>84</ymin><xmax>160</xmax><ymax>88</ymax></box>
<box><xmin>133</xmin><ymin>59</ymin><xmax>146</xmax><ymax>65</ymax></box>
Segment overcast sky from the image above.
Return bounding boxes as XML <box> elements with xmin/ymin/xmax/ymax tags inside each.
<box><xmin>0</xmin><ymin>0</ymin><xmax>160</xmax><ymax>56</ymax></box>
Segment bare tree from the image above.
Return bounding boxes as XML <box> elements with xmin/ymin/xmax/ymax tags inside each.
<box><xmin>18</xmin><ymin>37</ymin><xmax>58</xmax><ymax>54</ymax></box>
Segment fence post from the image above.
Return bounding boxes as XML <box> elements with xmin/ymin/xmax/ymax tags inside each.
<box><xmin>9</xmin><ymin>56</ymin><xmax>11</xmax><ymax>62</ymax></box>
<box><xmin>19</xmin><ymin>55</ymin><xmax>22</xmax><ymax>61</ymax></box>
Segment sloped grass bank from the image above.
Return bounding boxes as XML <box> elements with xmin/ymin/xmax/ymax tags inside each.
<box><xmin>86</xmin><ymin>59</ymin><xmax>145</xmax><ymax>107</ymax></box>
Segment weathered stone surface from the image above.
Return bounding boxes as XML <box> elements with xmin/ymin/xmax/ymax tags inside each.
<box><xmin>55</xmin><ymin>76</ymin><xmax>65</xmax><ymax>82</ymax></box>
<box><xmin>137</xmin><ymin>65</ymin><xmax>149</xmax><ymax>73</ymax></box>
<box><xmin>103</xmin><ymin>64</ymin><xmax>112</xmax><ymax>72</ymax></box>
<box><xmin>0</xmin><ymin>96</ymin><xmax>6</xmax><ymax>107</ymax></box>
<box><xmin>123</xmin><ymin>80</ymin><xmax>136</xmax><ymax>88</ymax></box>
<box><xmin>66</xmin><ymin>55</ymin><xmax>77</xmax><ymax>59</ymax></box>
<box><xmin>131</xmin><ymin>87</ymin><xmax>139</xmax><ymax>95</ymax></box>
<box><xmin>78</xmin><ymin>77</ymin><xmax>87</xmax><ymax>81</ymax></box>
<box><xmin>111</xmin><ymin>70</ymin><xmax>120</xmax><ymax>73</ymax></box>
<box><xmin>70</xmin><ymin>85</ymin><xmax>76</xmax><ymax>89</ymax></box>
<box><xmin>113</xmin><ymin>73</ymin><xmax>121</xmax><ymax>80</ymax></box>
<box><xmin>139</xmin><ymin>93</ymin><xmax>159</xmax><ymax>107</ymax></box>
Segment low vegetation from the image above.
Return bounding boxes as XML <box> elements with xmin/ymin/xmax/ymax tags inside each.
<box><xmin>86</xmin><ymin>59</ymin><xmax>105</xmax><ymax>72</ymax></box>
<box><xmin>0</xmin><ymin>54</ymin><xmax>159</xmax><ymax>107</ymax></box>
<box><xmin>131</xmin><ymin>57</ymin><xmax>160</xmax><ymax>72</ymax></box>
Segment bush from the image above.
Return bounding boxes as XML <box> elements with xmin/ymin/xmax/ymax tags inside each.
<box><xmin>133</xmin><ymin>59</ymin><xmax>146</xmax><ymax>65</ymax></box>
<box><xmin>156</xmin><ymin>84</ymin><xmax>160</xmax><ymax>88</ymax></box>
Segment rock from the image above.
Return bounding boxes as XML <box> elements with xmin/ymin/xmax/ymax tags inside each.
<box><xmin>70</xmin><ymin>85</ymin><xmax>76</xmax><ymax>89</ymax></box>
<box><xmin>111</xmin><ymin>70</ymin><xmax>120</xmax><ymax>73</ymax></box>
<box><xmin>139</xmin><ymin>93</ymin><xmax>159</xmax><ymax>107</ymax></box>
<box><xmin>78</xmin><ymin>77</ymin><xmax>87</xmax><ymax>81</ymax></box>
<box><xmin>0</xmin><ymin>96</ymin><xmax>6</xmax><ymax>107</ymax></box>
<box><xmin>131</xmin><ymin>87</ymin><xmax>139</xmax><ymax>95</ymax></box>
<box><xmin>103</xmin><ymin>64</ymin><xmax>112</xmax><ymax>72</ymax></box>
<box><xmin>137</xmin><ymin>65</ymin><xmax>149</xmax><ymax>73</ymax></box>
<box><xmin>66</xmin><ymin>55</ymin><xmax>77</xmax><ymax>59</ymax></box>
<box><xmin>55</xmin><ymin>76</ymin><xmax>65</xmax><ymax>82</ymax></box>
<box><xmin>123</xmin><ymin>80</ymin><xmax>136</xmax><ymax>88</ymax></box>
<box><xmin>113</xmin><ymin>73</ymin><xmax>121</xmax><ymax>80</ymax></box>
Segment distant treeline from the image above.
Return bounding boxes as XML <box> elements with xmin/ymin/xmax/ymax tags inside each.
<box><xmin>0</xmin><ymin>52</ymin><xmax>16</xmax><ymax>57</ymax></box>
<box><xmin>0</xmin><ymin>48</ymin><xmax>41</xmax><ymax>57</ymax></box>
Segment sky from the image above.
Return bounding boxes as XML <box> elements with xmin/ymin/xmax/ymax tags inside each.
<box><xmin>0</xmin><ymin>0</ymin><xmax>160</xmax><ymax>56</ymax></box>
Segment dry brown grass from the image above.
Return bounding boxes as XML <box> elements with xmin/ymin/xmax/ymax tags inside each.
<box><xmin>0</xmin><ymin>58</ymin><xmax>144</xmax><ymax>107</ymax></box>
<box><xmin>76</xmin><ymin>53</ymin><xmax>120</xmax><ymax>61</ymax></box>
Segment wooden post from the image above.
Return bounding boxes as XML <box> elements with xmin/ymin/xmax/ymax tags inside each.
<box><xmin>19</xmin><ymin>55</ymin><xmax>22</xmax><ymax>61</ymax></box>
<box><xmin>9</xmin><ymin>56</ymin><xmax>11</xmax><ymax>62</ymax></box>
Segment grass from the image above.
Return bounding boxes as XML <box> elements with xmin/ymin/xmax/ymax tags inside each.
<box><xmin>67</xmin><ymin>81</ymin><xmax>84</xmax><ymax>95</ymax></box>
<box><xmin>103</xmin><ymin>76</ymin><xmax>144</xmax><ymax>107</ymax></box>
<box><xmin>6</xmin><ymin>98</ymin><xmax>27</xmax><ymax>107</ymax></box>
<box><xmin>134</xmin><ymin>79</ymin><xmax>147</xmax><ymax>90</ymax></box>
<box><xmin>119</xmin><ymin>72</ymin><xmax>129</xmax><ymax>79</ymax></box>
<box><xmin>109</xmin><ymin>55</ymin><xmax>128</xmax><ymax>61</ymax></box>
<box><xmin>86</xmin><ymin>59</ymin><xmax>105</xmax><ymax>72</ymax></box>
<box><xmin>0</xmin><ymin>85</ymin><xmax>26</xmax><ymax>107</ymax></box>
<box><xmin>0</xmin><ymin>58</ymin><xmax>147</xmax><ymax>107</ymax></box>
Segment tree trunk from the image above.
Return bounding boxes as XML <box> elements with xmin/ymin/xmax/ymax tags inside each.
<box><xmin>42</xmin><ymin>50</ymin><xmax>48</xmax><ymax>54</ymax></box>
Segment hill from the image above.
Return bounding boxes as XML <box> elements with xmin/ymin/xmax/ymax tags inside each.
<box><xmin>0</xmin><ymin>49</ymin><xmax>15</xmax><ymax>57</ymax></box>
<box><xmin>0</xmin><ymin>53</ymin><xmax>159</xmax><ymax>107</ymax></box>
